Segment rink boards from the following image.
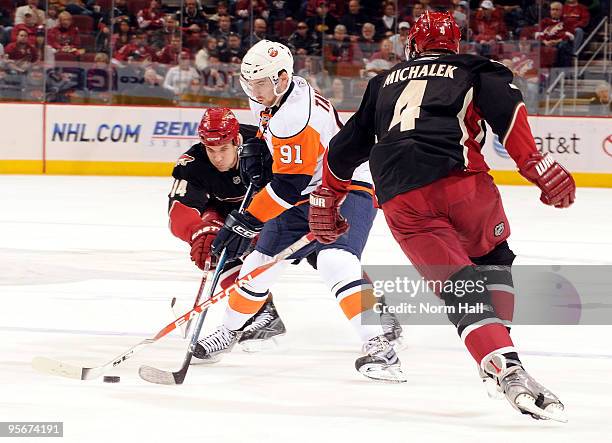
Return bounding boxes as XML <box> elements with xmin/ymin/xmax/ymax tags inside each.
<box><xmin>0</xmin><ymin>102</ymin><xmax>610</xmax><ymax>187</ymax></box>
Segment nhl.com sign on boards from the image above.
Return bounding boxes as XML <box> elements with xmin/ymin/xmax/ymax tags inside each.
<box><xmin>49</xmin><ymin>120</ymin><xmax>201</xmax><ymax>148</ymax></box>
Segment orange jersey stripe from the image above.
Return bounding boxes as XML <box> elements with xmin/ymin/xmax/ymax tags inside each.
<box><xmin>228</xmin><ymin>289</ymin><xmax>267</xmax><ymax>315</ymax></box>
<box><xmin>348</xmin><ymin>184</ymin><xmax>374</xmax><ymax>196</ymax></box>
<box><xmin>247</xmin><ymin>186</ymin><xmax>288</xmax><ymax>222</ymax></box>
<box><xmin>338</xmin><ymin>288</ymin><xmax>378</xmax><ymax>320</ymax></box>
<box><xmin>271</xmin><ymin>125</ymin><xmax>323</xmax><ymax>176</ymax></box>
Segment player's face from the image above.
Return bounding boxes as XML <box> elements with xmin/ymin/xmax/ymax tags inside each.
<box><xmin>246</xmin><ymin>77</ymin><xmax>276</xmax><ymax>106</ymax></box>
<box><xmin>205</xmin><ymin>142</ymin><xmax>238</xmax><ymax>172</ymax></box>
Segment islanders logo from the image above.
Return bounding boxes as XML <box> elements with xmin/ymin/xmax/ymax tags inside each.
<box><xmin>268</xmin><ymin>47</ymin><xmax>278</xmax><ymax>57</ymax></box>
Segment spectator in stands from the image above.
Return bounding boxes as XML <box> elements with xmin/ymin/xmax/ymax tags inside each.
<box><xmin>220</xmin><ymin>32</ymin><xmax>246</xmax><ymax>64</ymax></box>
<box><xmin>327</xmin><ymin>77</ymin><xmax>350</xmax><ymax>109</ymax></box>
<box><xmin>111</xmin><ymin>0</ymin><xmax>136</xmax><ymax>32</ymax></box>
<box><xmin>355</xmin><ymin>22</ymin><xmax>378</xmax><ymax>62</ymax></box>
<box><xmin>296</xmin><ymin>55</ymin><xmax>331</xmax><ymax>92</ymax></box>
<box><xmin>306</xmin><ymin>0</ymin><xmax>344</xmax><ymax>19</ymax></box>
<box><xmin>65</xmin><ymin>0</ymin><xmax>92</xmax><ymax>17</ymax></box>
<box><xmin>212</xmin><ymin>14</ymin><xmax>234</xmax><ymax>49</ymax></box>
<box><xmin>501</xmin><ymin>37</ymin><xmax>539</xmax><ymax>110</ymax></box>
<box><xmin>451</xmin><ymin>0</ymin><xmax>469</xmax><ymax>34</ymax></box>
<box><xmin>406</xmin><ymin>3</ymin><xmax>424</xmax><ymax>28</ymax></box>
<box><xmin>179</xmin><ymin>75</ymin><xmax>205</xmax><ymax>105</ymax></box>
<box><xmin>34</xmin><ymin>26</ymin><xmax>54</xmax><ymax>63</ymax></box>
<box><xmin>586</xmin><ymin>81</ymin><xmax>611</xmax><ymax>114</ymax></box>
<box><xmin>377</xmin><ymin>2</ymin><xmax>398</xmax><ymax>39</ymax></box>
<box><xmin>419</xmin><ymin>0</ymin><xmax>435</xmax><ymax>11</ymax></box>
<box><xmin>150</xmin><ymin>14</ymin><xmax>179</xmax><ymax>49</ymax></box>
<box><xmin>46</xmin><ymin>67</ymin><xmax>78</xmax><ymax>103</ymax></box>
<box><xmin>15</xmin><ymin>0</ymin><xmax>45</xmax><ymax>26</ymax></box>
<box><xmin>269</xmin><ymin>0</ymin><xmax>294</xmax><ymax>22</ymax></box>
<box><xmin>164</xmin><ymin>50</ymin><xmax>200</xmax><ymax>95</ymax></box>
<box><xmin>340</xmin><ymin>0</ymin><xmax>368</xmax><ymax>37</ymax></box>
<box><xmin>324</xmin><ymin>24</ymin><xmax>355</xmax><ymax>64</ymax></box>
<box><xmin>471</xmin><ymin>0</ymin><xmax>507</xmax><ymax>57</ymax></box>
<box><xmin>180</xmin><ymin>0</ymin><xmax>208</xmax><ymax>35</ymax></box>
<box><xmin>0</xmin><ymin>5</ymin><xmax>12</xmax><ymax>46</ymax></box>
<box><xmin>208</xmin><ymin>2</ymin><xmax>232</xmax><ymax>24</ymax></box>
<box><xmin>288</xmin><ymin>22</ymin><xmax>321</xmax><ymax>55</ymax></box>
<box><xmin>130</xmin><ymin>67</ymin><xmax>175</xmax><ymax>103</ymax></box>
<box><xmin>23</xmin><ymin>64</ymin><xmax>45</xmax><ymax>101</ymax></box>
<box><xmin>243</xmin><ymin>18</ymin><xmax>270</xmax><ymax>47</ymax></box>
<box><xmin>235</xmin><ymin>0</ymin><xmax>270</xmax><ymax>32</ymax></box>
<box><xmin>111</xmin><ymin>19</ymin><xmax>131</xmax><ymax>52</ymax></box>
<box><xmin>48</xmin><ymin>11</ymin><xmax>85</xmax><ymax>56</ymax></box>
<box><xmin>156</xmin><ymin>34</ymin><xmax>184</xmax><ymax>65</ymax></box>
<box><xmin>389</xmin><ymin>21</ymin><xmax>410</xmax><ymax>59</ymax></box>
<box><xmin>536</xmin><ymin>1</ymin><xmax>575</xmax><ymax>66</ymax></box>
<box><xmin>195</xmin><ymin>37</ymin><xmax>219</xmax><ymax>71</ymax></box>
<box><xmin>200</xmin><ymin>55</ymin><xmax>229</xmax><ymax>93</ymax></box>
<box><xmin>306</xmin><ymin>1</ymin><xmax>339</xmax><ymax>40</ymax></box>
<box><xmin>6</xmin><ymin>29</ymin><xmax>38</xmax><ymax>73</ymax></box>
<box><xmin>46</xmin><ymin>5</ymin><xmax>60</xmax><ymax>29</ymax></box>
<box><xmin>563</xmin><ymin>0</ymin><xmax>590</xmax><ymax>52</ymax></box>
<box><xmin>12</xmin><ymin>12</ymin><xmax>38</xmax><ymax>46</ymax></box>
<box><xmin>138</xmin><ymin>0</ymin><xmax>165</xmax><ymax>32</ymax></box>
<box><xmin>363</xmin><ymin>38</ymin><xmax>396</xmax><ymax>78</ymax></box>
<box><xmin>113</xmin><ymin>30</ymin><xmax>155</xmax><ymax>63</ymax></box>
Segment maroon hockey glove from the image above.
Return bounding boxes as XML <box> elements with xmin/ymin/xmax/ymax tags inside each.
<box><xmin>308</xmin><ymin>186</ymin><xmax>349</xmax><ymax>244</ymax></box>
<box><xmin>189</xmin><ymin>210</ymin><xmax>224</xmax><ymax>270</ymax></box>
<box><xmin>519</xmin><ymin>153</ymin><xmax>576</xmax><ymax>208</ymax></box>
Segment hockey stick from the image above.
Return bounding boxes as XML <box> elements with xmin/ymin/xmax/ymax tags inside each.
<box><xmin>30</xmin><ymin>232</ymin><xmax>314</xmax><ymax>381</ymax></box>
<box><xmin>137</xmin><ymin>183</ymin><xmax>256</xmax><ymax>385</ymax></box>
<box><xmin>182</xmin><ymin>258</ymin><xmax>212</xmax><ymax>339</ymax></box>
<box><xmin>138</xmin><ymin>232</ymin><xmax>315</xmax><ymax>385</ymax></box>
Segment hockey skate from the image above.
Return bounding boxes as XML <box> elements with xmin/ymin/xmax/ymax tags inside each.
<box><xmin>355</xmin><ymin>335</ymin><xmax>407</xmax><ymax>383</ymax></box>
<box><xmin>192</xmin><ymin>325</ymin><xmax>241</xmax><ymax>364</ymax></box>
<box><xmin>380</xmin><ymin>311</ymin><xmax>404</xmax><ymax>348</ymax></box>
<box><xmin>238</xmin><ymin>298</ymin><xmax>287</xmax><ymax>352</ymax></box>
<box><xmin>483</xmin><ymin>354</ymin><xmax>567</xmax><ymax>422</ymax></box>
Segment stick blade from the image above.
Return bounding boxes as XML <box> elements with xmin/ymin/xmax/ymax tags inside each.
<box><xmin>138</xmin><ymin>365</ymin><xmax>180</xmax><ymax>385</ymax></box>
<box><xmin>32</xmin><ymin>356</ymin><xmax>85</xmax><ymax>380</ymax></box>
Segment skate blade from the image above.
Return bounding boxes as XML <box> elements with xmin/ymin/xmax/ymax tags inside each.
<box><xmin>190</xmin><ymin>354</ymin><xmax>223</xmax><ymax>365</ymax></box>
<box><xmin>358</xmin><ymin>364</ymin><xmax>408</xmax><ymax>383</ymax></box>
<box><xmin>239</xmin><ymin>334</ymin><xmax>285</xmax><ymax>353</ymax></box>
<box><xmin>515</xmin><ymin>393</ymin><xmax>568</xmax><ymax>423</ymax></box>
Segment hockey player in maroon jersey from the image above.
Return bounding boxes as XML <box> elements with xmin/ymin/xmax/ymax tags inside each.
<box><xmin>168</xmin><ymin>107</ymin><xmax>285</xmax><ymax>349</ymax></box>
<box><xmin>309</xmin><ymin>11</ymin><xmax>574</xmax><ymax>421</ymax></box>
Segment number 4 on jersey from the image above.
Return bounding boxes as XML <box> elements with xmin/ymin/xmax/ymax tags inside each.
<box><xmin>389</xmin><ymin>80</ymin><xmax>428</xmax><ymax>132</ymax></box>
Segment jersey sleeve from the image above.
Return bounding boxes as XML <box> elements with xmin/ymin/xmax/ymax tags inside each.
<box><xmin>324</xmin><ymin>76</ymin><xmax>379</xmax><ymax>192</ymax></box>
<box><xmin>474</xmin><ymin>60</ymin><xmax>539</xmax><ymax>168</ymax></box>
<box><xmin>246</xmin><ymin>126</ymin><xmax>322</xmax><ymax>222</ymax></box>
<box><xmin>167</xmin><ymin>151</ymin><xmax>210</xmax><ymax>243</ymax></box>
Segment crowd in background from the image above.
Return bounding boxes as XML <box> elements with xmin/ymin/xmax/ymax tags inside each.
<box><xmin>0</xmin><ymin>0</ymin><xmax>609</xmax><ymax>111</ymax></box>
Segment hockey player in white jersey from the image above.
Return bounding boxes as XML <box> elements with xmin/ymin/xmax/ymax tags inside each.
<box><xmin>194</xmin><ymin>40</ymin><xmax>405</xmax><ymax>382</ymax></box>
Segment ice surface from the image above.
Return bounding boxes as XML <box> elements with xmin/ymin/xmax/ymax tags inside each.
<box><xmin>1</xmin><ymin>175</ymin><xmax>610</xmax><ymax>443</ymax></box>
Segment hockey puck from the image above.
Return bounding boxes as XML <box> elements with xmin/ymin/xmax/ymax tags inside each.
<box><xmin>103</xmin><ymin>376</ymin><xmax>120</xmax><ymax>383</ymax></box>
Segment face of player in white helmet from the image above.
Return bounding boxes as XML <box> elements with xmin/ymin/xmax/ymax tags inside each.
<box><xmin>205</xmin><ymin>141</ymin><xmax>238</xmax><ymax>172</ymax></box>
<box><xmin>243</xmin><ymin>71</ymin><xmax>290</xmax><ymax>107</ymax></box>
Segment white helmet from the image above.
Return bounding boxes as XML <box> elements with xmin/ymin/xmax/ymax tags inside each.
<box><xmin>240</xmin><ymin>40</ymin><xmax>294</xmax><ymax>103</ymax></box>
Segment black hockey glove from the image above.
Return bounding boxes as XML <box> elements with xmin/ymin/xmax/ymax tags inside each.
<box><xmin>211</xmin><ymin>210</ymin><xmax>263</xmax><ymax>261</ymax></box>
<box><xmin>239</xmin><ymin>137</ymin><xmax>273</xmax><ymax>190</ymax></box>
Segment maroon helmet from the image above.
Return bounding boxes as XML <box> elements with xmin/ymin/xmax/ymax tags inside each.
<box><xmin>198</xmin><ymin>107</ymin><xmax>240</xmax><ymax>146</ymax></box>
<box><xmin>406</xmin><ymin>11</ymin><xmax>461</xmax><ymax>59</ymax></box>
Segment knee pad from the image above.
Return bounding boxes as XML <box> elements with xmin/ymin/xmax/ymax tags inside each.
<box><xmin>470</xmin><ymin>241</ymin><xmax>515</xmax><ymax>324</ymax></box>
<box><xmin>470</xmin><ymin>241</ymin><xmax>516</xmax><ymax>266</ymax></box>
<box><xmin>440</xmin><ymin>266</ymin><xmax>497</xmax><ymax>335</ymax></box>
